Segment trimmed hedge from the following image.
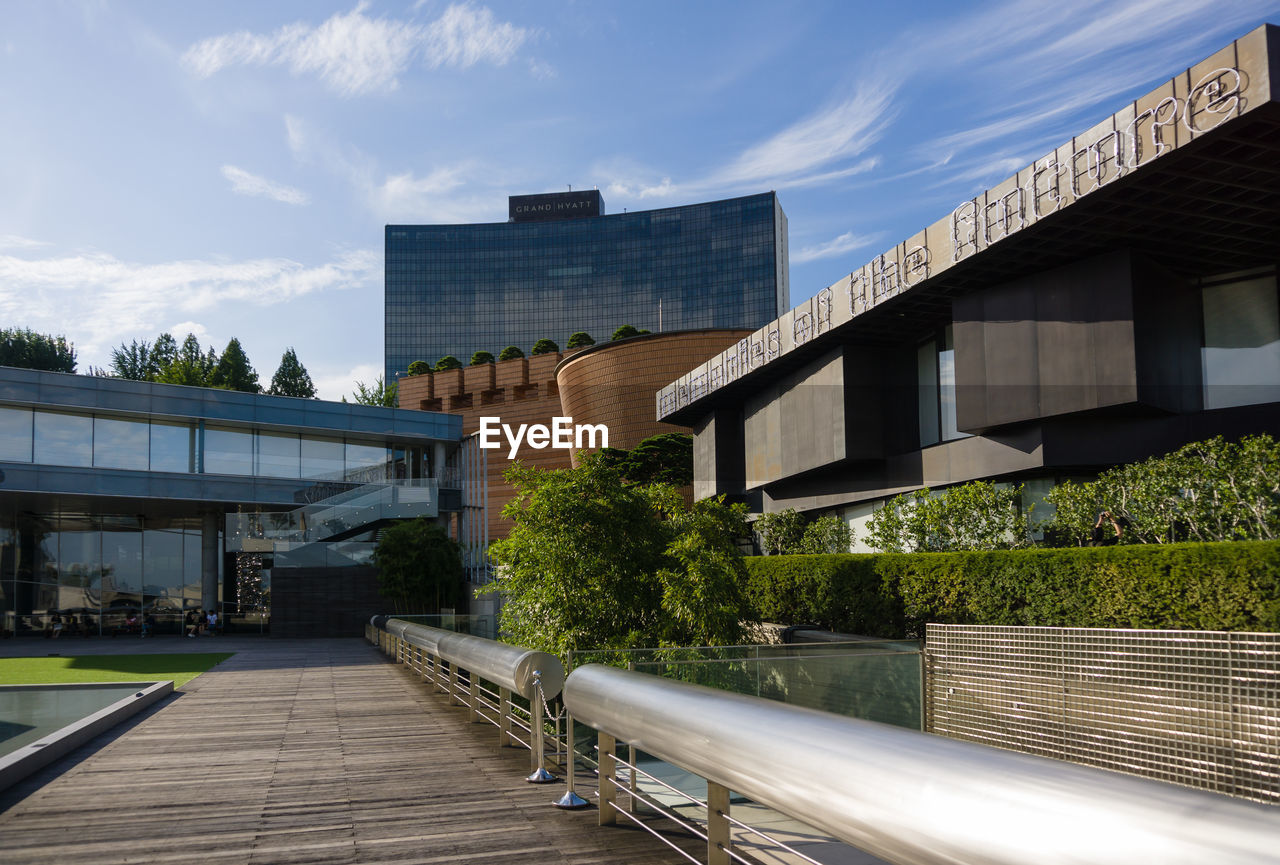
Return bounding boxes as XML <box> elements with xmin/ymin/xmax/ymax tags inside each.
<box><xmin>743</xmin><ymin>541</ymin><xmax>1280</xmax><ymax>638</ymax></box>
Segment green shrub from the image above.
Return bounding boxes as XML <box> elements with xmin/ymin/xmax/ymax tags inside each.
<box><xmin>566</xmin><ymin>331</ymin><xmax>595</xmax><ymax>349</ymax></box>
<box><xmin>743</xmin><ymin>540</ymin><xmax>1280</xmax><ymax>638</ymax></box>
<box><xmin>407</xmin><ymin>360</ymin><xmax>430</xmax><ymax>376</ymax></box>
<box><xmin>531</xmin><ymin>338</ymin><xmax>559</xmax><ymax>355</ymax></box>
<box><xmin>498</xmin><ymin>345</ymin><xmax>525</xmax><ymax>361</ymax></box>
<box><xmin>434</xmin><ymin>355</ymin><xmax>462</xmax><ymax>371</ymax></box>
<box><xmin>469</xmin><ymin>350</ymin><xmax>495</xmax><ymax>365</ymax></box>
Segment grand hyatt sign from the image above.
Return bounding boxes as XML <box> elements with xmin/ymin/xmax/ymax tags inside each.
<box><xmin>658</xmin><ymin>26</ymin><xmax>1273</xmax><ymax>421</ymax></box>
<box><xmin>509</xmin><ymin>190</ymin><xmax>603</xmax><ymax>222</ymax></box>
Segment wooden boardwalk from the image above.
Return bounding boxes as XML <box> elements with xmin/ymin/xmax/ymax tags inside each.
<box><xmin>0</xmin><ymin>638</ymin><xmax>703</xmax><ymax>865</ymax></box>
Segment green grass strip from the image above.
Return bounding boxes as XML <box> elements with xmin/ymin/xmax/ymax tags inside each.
<box><xmin>0</xmin><ymin>653</ymin><xmax>233</xmax><ymax>688</ymax></box>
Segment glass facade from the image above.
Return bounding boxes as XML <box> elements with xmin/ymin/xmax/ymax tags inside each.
<box><xmin>0</xmin><ymin>511</ymin><xmax>217</xmax><ymax>638</ymax></box>
<box><xmin>918</xmin><ymin>325</ymin><xmax>970</xmax><ymax>447</ymax></box>
<box><xmin>384</xmin><ymin>192</ymin><xmax>789</xmax><ymax>379</ymax></box>
<box><xmin>0</xmin><ymin>407</ymin><xmax>435</xmax><ymax>484</ymax></box>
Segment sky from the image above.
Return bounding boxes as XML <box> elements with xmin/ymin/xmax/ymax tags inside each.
<box><xmin>1</xmin><ymin>1</ymin><xmax>1277</xmax><ymax>400</ymax></box>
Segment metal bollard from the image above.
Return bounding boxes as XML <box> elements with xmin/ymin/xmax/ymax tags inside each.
<box><xmin>526</xmin><ymin>671</ymin><xmax>556</xmax><ymax>783</ymax></box>
<box><xmin>554</xmin><ymin>711</ymin><xmax>589</xmax><ymax>809</ymax></box>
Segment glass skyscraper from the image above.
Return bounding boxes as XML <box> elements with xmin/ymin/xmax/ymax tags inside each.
<box><xmin>384</xmin><ymin>190</ymin><xmax>789</xmax><ymax>379</ymax></box>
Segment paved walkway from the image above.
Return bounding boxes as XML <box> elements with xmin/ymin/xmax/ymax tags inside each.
<box><xmin>0</xmin><ymin>637</ymin><xmax>704</xmax><ymax>865</ymax></box>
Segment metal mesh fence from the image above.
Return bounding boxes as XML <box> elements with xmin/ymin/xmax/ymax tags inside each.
<box><xmin>925</xmin><ymin>625</ymin><xmax>1280</xmax><ymax>803</ymax></box>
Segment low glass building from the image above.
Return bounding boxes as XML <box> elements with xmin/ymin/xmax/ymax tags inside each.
<box><xmin>384</xmin><ymin>190</ymin><xmax>789</xmax><ymax>380</ymax></box>
<box><xmin>0</xmin><ymin>367</ymin><xmax>468</xmax><ymax>637</ymax></box>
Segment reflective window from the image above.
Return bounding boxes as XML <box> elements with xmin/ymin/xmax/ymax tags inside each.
<box><xmin>301</xmin><ymin>437</ymin><xmax>345</xmax><ymax>480</ymax></box>
<box><xmin>143</xmin><ymin>525</ymin><xmax>184</xmax><ymax>593</ymax></box>
<box><xmin>345</xmin><ymin>441</ymin><xmax>387</xmax><ymax>483</ymax></box>
<box><xmin>204</xmin><ymin>426</ymin><xmax>253</xmax><ymax>475</ymax></box>
<box><xmin>93</xmin><ymin>416</ymin><xmax>149</xmax><ymax>471</ymax></box>
<box><xmin>938</xmin><ymin>326</ymin><xmax>968</xmax><ymax>443</ymax></box>
<box><xmin>33</xmin><ymin>411</ymin><xmax>92</xmax><ymax>467</ymax></box>
<box><xmin>1202</xmin><ymin>274</ymin><xmax>1280</xmax><ymax>410</ymax></box>
<box><xmin>101</xmin><ymin>516</ymin><xmax>142</xmax><ymax>596</ymax></box>
<box><xmin>151</xmin><ymin>422</ymin><xmax>193</xmax><ymax>473</ymax></box>
<box><xmin>256</xmin><ymin>431</ymin><xmax>301</xmax><ymax>478</ymax></box>
<box><xmin>0</xmin><ymin>406</ymin><xmax>33</xmax><ymax>462</ymax></box>
<box><xmin>917</xmin><ymin>341</ymin><xmax>939</xmax><ymax>448</ymax></box>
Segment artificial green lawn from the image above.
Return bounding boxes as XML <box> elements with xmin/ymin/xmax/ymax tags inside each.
<box><xmin>0</xmin><ymin>653</ymin><xmax>233</xmax><ymax>687</ymax></box>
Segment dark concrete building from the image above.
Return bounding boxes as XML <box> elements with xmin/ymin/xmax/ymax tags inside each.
<box><xmin>659</xmin><ymin>25</ymin><xmax>1280</xmax><ymax>546</ymax></box>
<box><xmin>0</xmin><ymin>368</ymin><xmax>474</xmax><ymax>637</ymax></box>
<box><xmin>384</xmin><ymin>190</ymin><xmax>789</xmax><ymax>382</ymax></box>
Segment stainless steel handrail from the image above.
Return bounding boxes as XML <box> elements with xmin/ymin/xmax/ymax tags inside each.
<box><xmin>375</xmin><ymin>618</ymin><xmax>565</xmax><ymax>781</ymax></box>
<box><xmin>564</xmin><ymin>663</ymin><xmax>1280</xmax><ymax>865</ymax></box>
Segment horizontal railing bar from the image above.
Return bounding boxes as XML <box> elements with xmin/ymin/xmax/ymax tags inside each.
<box><xmin>607</xmin><ymin>801</ymin><xmax>703</xmax><ymax>865</ymax></box>
<box><xmin>720</xmin><ymin>812</ymin><xmax>826</xmax><ymax>865</ymax></box>
<box><xmin>606</xmin><ymin>776</ymin><xmax>710</xmax><ymax>842</ymax></box>
<box><xmin>612</xmin><ymin>753</ymin><xmax>708</xmax><ymax>811</ymax></box>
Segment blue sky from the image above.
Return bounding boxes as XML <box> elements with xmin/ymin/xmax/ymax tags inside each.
<box><xmin>1</xmin><ymin>1</ymin><xmax>1276</xmax><ymax>399</ymax></box>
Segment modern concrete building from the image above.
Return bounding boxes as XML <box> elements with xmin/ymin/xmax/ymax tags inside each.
<box><xmin>0</xmin><ymin>367</ymin><xmax>472</xmax><ymax>637</ymax></box>
<box><xmin>384</xmin><ymin>190</ymin><xmax>789</xmax><ymax>381</ymax></box>
<box><xmin>660</xmin><ymin>25</ymin><xmax>1280</xmax><ymax>546</ymax></box>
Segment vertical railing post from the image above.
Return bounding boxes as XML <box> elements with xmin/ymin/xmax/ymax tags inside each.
<box><xmin>449</xmin><ymin>663</ymin><xmax>459</xmax><ymax>705</ymax></box>
<box><xmin>498</xmin><ymin>686</ymin><xmax>512</xmax><ymax>747</ymax></box>
<box><xmin>598</xmin><ymin>732</ymin><xmax>617</xmax><ymax>826</ymax></box>
<box><xmin>468</xmin><ymin>671</ymin><xmax>479</xmax><ymax>723</ymax></box>
<box><xmin>554</xmin><ymin>713</ymin><xmax>590</xmax><ymax>809</ymax></box>
<box><xmin>527</xmin><ymin>672</ymin><xmax>555</xmax><ymax>783</ymax></box>
<box><xmin>707</xmin><ymin>780</ymin><xmax>731</xmax><ymax>865</ymax></box>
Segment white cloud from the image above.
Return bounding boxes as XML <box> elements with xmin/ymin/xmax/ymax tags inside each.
<box><xmin>221</xmin><ymin>165</ymin><xmax>310</xmax><ymax>205</ymax></box>
<box><xmin>601</xmin><ymin>82</ymin><xmax>896</xmax><ymax>203</ymax></box>
<box><xmin>792</xmin><ymin>231</ymin><xmax>884</xmax><ymax>265</ymax></box>
<box><xmin>0</xmin><ymin>248</ymin><xmax>378</xmax><ymax>363</ymax></box>
<box><xmin>182</xmin><ymin>2</ymin><xmax>530</xmax><ymax>97</ymax></box>
<box><xmin>0</xmin><ymin>234</ymin><xmax>51</xmax><ymax>250</ymax></box>
<box><xmin>315</xmin><ymin>362</ymin><xmax>383</xmax><ymax>404</ymax></box>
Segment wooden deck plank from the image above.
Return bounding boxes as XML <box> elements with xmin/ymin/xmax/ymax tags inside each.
<box><xmin>0</xmin><ymin>638</ymin><xmax>704</xmax><ymax>865</ymax></box>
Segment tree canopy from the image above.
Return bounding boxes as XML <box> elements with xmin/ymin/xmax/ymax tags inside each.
<box><xmin>434</xmin><ymin>355</ymin><xmax>462</xmax><ymax>371</ymax></box>
<box><xmin>372</xmin><ymin>518</ymin><xmax>463</xmax><ymax>613</ymax></box>
<box><xmin>487</xmin><ymin>453</ymin><xmax>751</xmax><ymax>657</ymax></box>
<box><xmin>469</xmin><ymin>350</ymin><xmax>495</xmax><ymax>365</ymax></box>
<box><xmin>498</xmin><ymin>345</ymin><xmax>525</xmax><ymax>360</ymax></box>
<box><xmin>0</xmin><ymin>328</ymin><xmax>77</xmax><ymax>373</ymax></box>
<box><xmin>407</xmin><ymin>360</ymin><xmax>430</xmax><ymax>376</ymax></box>
<box><xmin>754</xmin><ymin>508</ymin><xmax>852</xmax><ymax>554</ymax></box>
<box><xmin>530</xmin><ymin>338</ymin><xmax>559</xmax><ymax>355</ymax></box>
<box><xmin>611</xmin><ymin>324</ymin><xmax>651</xmax><ymax>341</ymax></box>
<box><xmin>597</xmin><ymin>432</ymin><xmax>693</xmax><ymax>486</ymax></box>
<box><xmin>209</xmin><ymin>337</ymin><xmax>260</xmax><ymax>393</ymax></box>
<box><xmin>867</xmin><ymin>482</ymin><xmax>1032</xmax><ymax>553</ymax></box>
<box><xmin>566</xmin><ymin>331</ymin><xmax>595</xmax><ymax>349</ymax></box>
<box><xmin>349</xmin><ymin>375</ymin><xmax>398</xmax><ymax>407</ymax></box>
<box><xmin>268</xmin><ymin>347</ymin><xmax>317</xmax><ymax>398</ymax></box>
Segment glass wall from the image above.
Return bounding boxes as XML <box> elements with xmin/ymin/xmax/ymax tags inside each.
<box><xmin>0</xmin><ymin>407</ymin><xmax>432</xmax><ymax>484</ymax></box>
<box><xmin>918</xmin><ymin>325</ymin><xmax>970</xmax><ymax>447</ymax></box>
<box><xmin>1202</xmin><ymin>272</ymin><xmax>1280</xmax><ymax>410</ymax></box>
<box><xmin>0</xmin><ymin>511</ymin><xmax>217</xmax><ymax>638</ymax></box>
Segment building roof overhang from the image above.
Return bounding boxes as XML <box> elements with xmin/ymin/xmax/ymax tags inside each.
<box><xmin>659</xmin><ymin>23</ymin><xmax>1280</xmax><ymax>426</ymax></box>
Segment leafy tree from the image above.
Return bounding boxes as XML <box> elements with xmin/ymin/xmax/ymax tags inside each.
<box><xmin>530</xmin><ymin>338</ymin><xmax>559</xmax><ymax>355</ymax></box>
<box><xmin>611</xmin><ymin>324</ymin><xmax>642</xmax><ymax>341</ymax></box>
<box><xmin>150</xmin><ymin>333</ymin><xmax>177</xmax><ymax>374</ymax></box>
<box><xmin>407</xmin><ymin>360</ymin><xmax>430</xmax><ymax>376</ymax></box>
<box><xmin>754</xmin><ymin>508</ymin><xmax>809</xmax><ymax>554</ymax></box>
<box><xmin>267</xmin><ymin>347</ymin><xmax>316</xmax><ymax>398</ymax></box>
<box><xmin>867</xmin><ymin>482</ymin><xmax>1032</xmax><ymax>552</ymax></box>
<box><xmin>209</xmin><ymin>337</ymin><xmax>261</xmax><ymax>393</ymax></box>
<box><xmin>597</xmin><ymin>432</ymin><xmax>693</xmax><ymax>486</ymax></box>
<box><xmin>109</xmin><ymin>339</ymin><xmax>154</xmax><ymax>380</ymax></box>
<box><xmin>350</xmin><ymin>375</ymin><xmax>398</xmax><ymax>407</ymax></box>
<box><xmin>566</xmin><ymin>331</ymin><xmax>595</xmax><ymax>349</ymax></box>
<box><xmin>155</xmin><ymin>333</ymin><xmax>214</xmax><ymax>387</ymax></box>
<box><xmin>488</xmin><ymin>454</ymin><xmax>751</xmax><ymax>656</ymax></box>
<box><xmin>498</xmin><ymin>345</ymin><xmax>525</xmax><ymax>361</ymax></box>
<box><xmin>372</xmin><ymin>518</ymin><xmax>463</xmax><ymax>613</ymax></box>
<box><xmin>469</xmin><ymin>350</ymin><xmax>495</xmax><ymax>365</ymax></box>
<box><xmin>434</xmin><ymin>355</ymin><xmax>462</xmax><ymax>371</ymax></box>
<box><xmin>0</xmin><ymin>328</ymin><xmax>77</xmax><ymax>372</ymax></box>
<box><xmin>1043</xmin><ymin>435</ymin><xmax>1280</xmax><ymax>545</ymax></box>
<box><xmin>799</xmin><ymin>516</ymin><xmax>853</xmax><ymax>554</ymax></box>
